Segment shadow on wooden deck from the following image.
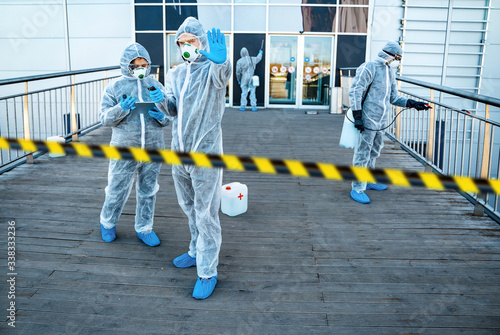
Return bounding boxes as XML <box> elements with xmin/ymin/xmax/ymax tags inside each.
<box><xmin>1</xmin><ymin>108</ymin><xmax>499</xmax><ymax>334</ymax></box>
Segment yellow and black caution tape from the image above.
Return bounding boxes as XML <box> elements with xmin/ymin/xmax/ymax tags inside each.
<box><xmin>1</xmin><ymin>136</ymin><xmax>499</xmax><ymax>195</ymax></box>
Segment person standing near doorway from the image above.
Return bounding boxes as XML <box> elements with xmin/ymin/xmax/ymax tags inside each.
<box><xmin>236</xmin><ymin>47</ymin><xmax>263</xmax><ymax>112</ymax></box>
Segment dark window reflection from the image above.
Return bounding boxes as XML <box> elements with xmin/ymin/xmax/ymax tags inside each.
<box><xmin>135</xmin><ymin>6</ymin><xmax>163</xmax><ymax>31</ymax></box>
<box><xmin>335</xmin><ymin>35</ymin><xmax>366</xmax><ymax>87</ymax></box>
<box><xmin>301</xmin><ymin>5</ymin><xmax>336</xmax><ymax>32</ymax></box>
<box><xmin>167</xmin><ymin>0</ymin><xmax>230</xmax><ymax>2</ymax></box>
<box><xmin>302</xmin><ymin>0</ymin><xmax>337</xmax><ymax>4</ymax></box>
<box><xmin>136</xmin><ymin>33</ymin><xmax>164</xmax><ymax>83</ymax></box>
<box><xmin>166</xmin><ymin>5</ymin><xmax>198</xmax><ymax>31</ymax></box>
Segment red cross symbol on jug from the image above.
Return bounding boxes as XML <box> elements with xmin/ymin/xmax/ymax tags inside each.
<box><xmin>238</xmin><ymin>193</ymin><xmax>243</xmax><ymax>200</ymax></box>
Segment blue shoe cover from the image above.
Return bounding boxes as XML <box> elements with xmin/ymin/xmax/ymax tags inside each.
<box><xmin>239</xmin><ymin>107</ymin><xmax>246</xmax><ymax>111</ymax></box>
<box><xmin>173</xmin><ymin>253</ymin><xmax>196</xmax><ymax>268</ymax></box>
<box><xmin>350</xmin><ymin>190</ymin><xmax>370</xmax><ymax>204</ymax></box>
<box><xmin>251</xmin><ymin>107</ymin><xmax>258</xmax><ymax>112</ymax></box>
<box><xmin>137</xmin><ymin>230</ymin><xmax>160</xmax><ymax>247</ymax></box>
<box><xmin>193</xmin><ymin>275</ymin><xmax>218</xmax><ymax>300</ymax></box>
<box><xmin>366</xmin><ymin>183</ymin><xmax>388</xmax><ymax>191</ymax></box>
<box><xmin>101</xmin><ymin>224</ymin><xmax>116</xmax><ymax>242</ymax></box>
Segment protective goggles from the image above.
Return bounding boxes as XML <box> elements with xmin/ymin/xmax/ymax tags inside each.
<box><xmin>129</xmin><ymin>63</ymin><xmax>149</xmax><ymax>70</ymax></box>
<box><xmin>383</xmin><ymin>50</ymin><xmax>402</xmax><ymax>61</ymax></box>
<box><xmin>176</xmin><ymin>34</ymin><xmax>200</xmax><ymax>47</ymax></box>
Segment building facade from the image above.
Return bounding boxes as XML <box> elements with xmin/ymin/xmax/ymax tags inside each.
<box><xmin>2</xmin><ymin>1</ymin><xmax>499</xmax><ymax>115</ymax></box>
<box><xmin>134</xmin><ymin>0</ymin><xmax>370</xmax><ymax>110</ymax></box>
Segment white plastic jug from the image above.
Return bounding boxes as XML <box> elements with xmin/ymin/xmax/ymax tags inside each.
<box><xmin>339</xmin><ymin>109</ymin><xmax>360</xmax><ymax>149</ymax></box>
<box><xmin>46</xmin><ymin>135</ymin><xmax>67</xmax><ymax>158</ymax></box>
<box><xmin>252</xmin><ymin>75</ymin><xmax>260</xmax><ymax>87</ymax></box>
<box><xmin>221</xmin><ymin>182</ymin><xmax>248</xmax><ymax>217</ymax></box>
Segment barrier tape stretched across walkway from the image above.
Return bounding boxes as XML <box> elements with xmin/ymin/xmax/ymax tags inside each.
<box><xmin>1</xmin><ymin>136</ymin><xmax>499</xmax><ymax>194</ymax></box>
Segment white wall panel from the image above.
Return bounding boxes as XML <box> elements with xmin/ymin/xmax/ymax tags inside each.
<box><xmin>67</xmin><ymin>4</ymin><xmax>131</xmax><ymax>38</ymax></box>
<box><xmin>69</xmin><ymin>38</ymin><xmax>132</xmax><ymax>70</ymax></box>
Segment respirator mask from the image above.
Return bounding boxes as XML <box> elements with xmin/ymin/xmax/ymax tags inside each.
<box><xmin>129</xmin><ymin>64</ymin><xmax>148</xmax><ymax>79</ymax></box>
<box><xmin>383</xmin><ymin>50</ymin><xmax>402</xmax><ymax>70</ymax></box>
<box><xmin>180</xmin><ymin>43</ymin><xmax>200</xmax><ymax>62</ymax></box>
<box><xmin>388</xmin><ymin>59</ymin><xmax>400</xmax><ymax>69</ymax></box>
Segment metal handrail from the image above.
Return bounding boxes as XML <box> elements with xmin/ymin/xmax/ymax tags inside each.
<box><xmin>0</xmin><ymin>66</ymin><xmax>120</xmax><ymax>86</ymax></box>
<box><xmin>1</xmin><ymin>77</ymin><xmax>120</xmax><ymax>100</ymax></box>
<box><xmin>398</xmin><ymin>89</ymin><xmax>500</xmax><ymax>125</ymax></box>
<box><xmin>340</xmin><ymin>67</ymin><xmax>500</xmax><ymax>108</ymax></box>
<box><xmin>0</xmin><ymin>65</ymin><xmax>161</xmax><ymax>172</ymax></box>
<box><xmin>398</xmin><ymin>76</ymin><xmax>500</xmax><ymax>108</ymax></box>
<box><xmin>0</xmin><ymin>65</ymin><xmax>160</xmax><ymax>91</ymax></box>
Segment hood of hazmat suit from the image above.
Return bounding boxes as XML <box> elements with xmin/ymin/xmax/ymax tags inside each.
<box><xmin>236</xmin><ymin>47</ymin><xmax>262</xmax><ymax>87</ymax></box>
<box><xmin>381</xmin><ymin>41</ymin><xmax>403</xmax><ymax>60</ymax></box>
<box><xmin>348</xmin><ymin>41</ymin><xmax>407</xmax><ymax>131</ymax></box>
<box><xmin>158</xmin><ymin>17</ymin><xmax>232</xmax><ymax>154</ymax></box>
<box><xmin>99</xmin><ymin>42</ymin><xmax>170</xmax><ymax>149</ymax></box>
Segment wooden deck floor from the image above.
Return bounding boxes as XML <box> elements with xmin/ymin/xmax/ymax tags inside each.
<box><xmin>1</xmin><ymin>108</ymin><xmax>500</xmax><ymax>334</ymax></box>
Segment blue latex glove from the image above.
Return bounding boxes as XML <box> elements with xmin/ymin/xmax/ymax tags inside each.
<box><xmin>149</xmin><ymin>86</ymin><xmax>164</xmax><ymax>103</ymax></box>
<box><xmin>259</xmin><ymin>49</ymin><xmax>263</xmax><ymax>54</ymax></box>
<box><xmin>148</xmin><ymin>107</ymin><xmax>166</xmax><ymax>122</ymax></box>
<box><xmin>120</xmin><ymin>96</ymin><xmax>136</xmax><ymax>110</ymax></box>
<box><xmin>199</xmin><ymin>28</ymin><xmax>227</xmax><ymax>64</ymax></box>
<box><xmin>238</xmin><ymin>81</ymin><xmax>241</xmax><ymax>85</ymax></box>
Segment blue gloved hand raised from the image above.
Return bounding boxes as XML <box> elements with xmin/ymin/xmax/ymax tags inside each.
<box><xmin>148</xmin><ymin>107</ymin><xmax>166</xmax><ymax>122</ymax></box>
<box><xmin>259</xmin><ymin>49</ymin><xmax>263</xmax><ymax>54</ymax></box>
<box><xmin>149</xmin><ymin>86</ymin><xmax>164</xmax><ymax>103</ymax></box>
<box><xmin>199</xmin><ymin>28</ymin><xmax>227</xmax><ymax>64</ymax></box>
<box><xmin>120</xmin><ymin>96</ymin><xmax>136</xmax><ymax>110</ymax></box>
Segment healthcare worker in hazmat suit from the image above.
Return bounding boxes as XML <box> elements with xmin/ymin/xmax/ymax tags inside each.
<box><xmin>152</xmin><ymin>17</ymin><xmax>231</xmax><ymax>299</ymax></box>
<box><xmin>349</xmin><ymin>41</ymin><xmax>430</xmax><ymax>204</ymax></box>
<box><xmin>99</xmin><ymin>42</ymin><xmax>170</xmax><ymax>246</ymax></box>
<box><xmin>236</xmin><ymin>47</ymin><xmax>263</xmax><ymax>111</ymax></box>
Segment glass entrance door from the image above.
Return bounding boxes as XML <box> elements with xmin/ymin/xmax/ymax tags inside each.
<box><xmin>268</xmin><ymin>36</ymin><xmax>298</xmax><ymax>105</ymax></box>
<box><xmin>302</xmin><ymin>36</ymin><xmax>332</xmax><ymax>106</ymax></box>
<box><xmin>267</xmin><ymin>35</ymin><xmax>333</xmax><ymax>108</ymax></box>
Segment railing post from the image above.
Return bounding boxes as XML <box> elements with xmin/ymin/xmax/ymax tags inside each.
<box><xmin>104</xmin><ymin>70</ymin><xmax>108</xmax><ymax>88</ymax></box>
<box><xmin>425</xmin><ymin>89</ymin><xmax>435</xmax><ymax>172</ymax></box>
<box><xmin>155</xmin><ymin>66</ymin><xmax>160</xmax><ymax>81</ymax></box>
<box><xmin>70</xmin><ymin>75</ymin><xmax>78</xmax><ymax>141</ymax></box>
<box><xmin>393</xmin><ymin>80</ymin><xmax>402</xmax><ymax>150</ymax></box>
<box><xmin>338</xmin><ymin>69</ymin><xmax>346</xmax><ymax>115</ymax></box>
<box><xmin>474</xmin><ymin>104</ymin><xmax>491</xmax><ymax>216</ymax></box>
<box><xmin>23</xmin><ymin>81</ymin><xmax>34</xmax><ymax>163</ymax></box>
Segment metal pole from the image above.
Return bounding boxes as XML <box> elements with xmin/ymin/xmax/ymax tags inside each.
<box><xmin>474</xmin><ymin>104</ymin><xmax>491</xmax><ymax>216</ymax></box>
<box><xmin>394</xmin><ymin>80</ymin><xmax>402</xmax><ymax>150</ymax></box>
<box><xmin>439</xmin><ymin>0</ymin><xmax>453</xmax><ymax>104</ymax></box>
<box><xmin>23</xmin><ymin>81</ymin><xmax>34</xmax><ymax>163</ymax></box>
<box><xmin>425</xmin><ymin>89</ymin><xmax>435</xmax><ymax>171</ymax></box>
<box><xmin>71</xmin><ymin>75</ymin><xmax>78</xmax><ymax>141</ymax></box>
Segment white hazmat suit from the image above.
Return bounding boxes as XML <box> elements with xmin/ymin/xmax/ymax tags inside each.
<box><xmin>236</xmin><ymin>47</ymin><xmax>262</xmax><ymax>110</ymax></box>
<box><xmin>156</xmin><ymin>17</ymin><xmax>232</xmax><ymax>279</ymax></box>
<box><xmin>349</xmin><ymin>42</ymin><xmax>408</xmax><ymax>193</ymax></box>
<box><xmin>99</xmin><ymin>43</ymin><xmax>169</xmax><ymax>235</ymax></box>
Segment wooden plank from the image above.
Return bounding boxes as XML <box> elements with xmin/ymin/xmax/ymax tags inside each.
<box><xmin>1</xmin><ymin>108</ymin><xmax>500</xmax><ymax>333</ymax></box>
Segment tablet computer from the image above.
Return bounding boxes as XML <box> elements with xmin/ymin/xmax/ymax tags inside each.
<box><xmin>133</xmin><ymin>102</ymin><xmax>156</xmax><ymax>114</ymax></box>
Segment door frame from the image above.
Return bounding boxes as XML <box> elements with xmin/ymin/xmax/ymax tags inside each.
<box><xmin>265</xmin><ymin>34</ymin><xmax>335</xmax><ymax>110</ymax></box>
